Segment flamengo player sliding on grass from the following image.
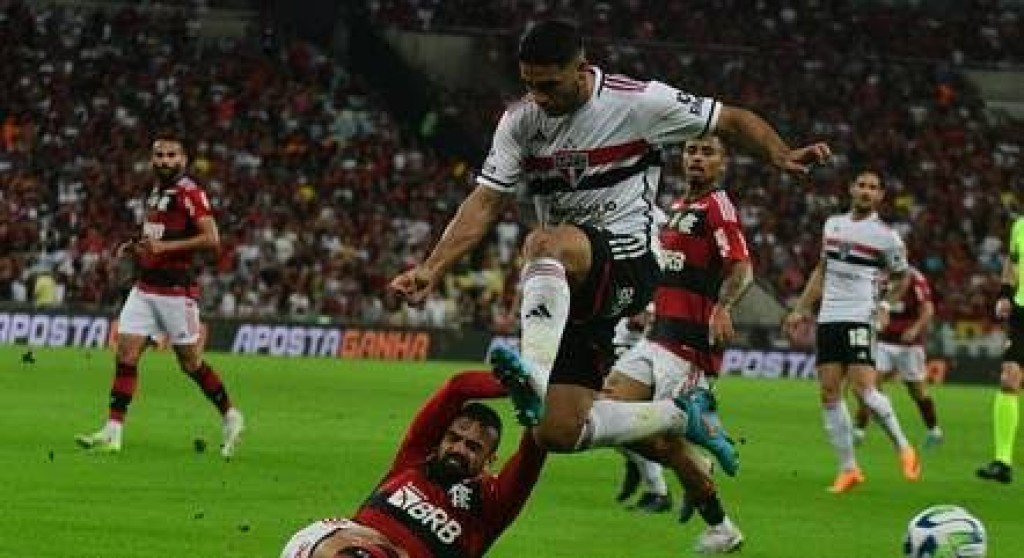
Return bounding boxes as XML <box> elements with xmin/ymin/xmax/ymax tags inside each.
<box><xmin>390</xmin><ymin>20</ymin><xmax>830</xmax><ymax>475</ymax></box>
<box><xmin>784</xmin><ymin>170</ymin><xmax>920</xmax><ymax>493</ymax></box>
<box><xmin>280</xmin><ymin>371</ymin><xmax>545</xmax><ymax>558</ymax></box>
<box><xmin>75</xmin><ymin>129</ymin><xmax>244</xmax><ymax>457</ymax></box>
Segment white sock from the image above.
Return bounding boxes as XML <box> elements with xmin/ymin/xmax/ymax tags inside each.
<box><xmin>823</xmin><ymin>402</ymin><xmax>858</xmax><ymax>471</ymax></box>
<box><xmin>576</xmin><ymin>399</ymin><xmax>685</xmax><ymax>450</ymax></box>
<box><xmin>622</xmin><ymin>449</ymin><xmax>668</xmax><ymax>495</ymax></box>
<box><xmin>519</xmin><ymin>258</ymin><xmax>570</xmax><ymax>397</ymax></box>
<box><xmin>861</xmin><ymin>387</ymin><xmax>910</xmax><ymax>450</ymax></box>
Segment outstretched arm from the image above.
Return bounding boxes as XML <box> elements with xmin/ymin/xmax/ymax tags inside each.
<box><xmin>488</xmin><ymin>429</ymin><xmax>547</xmax><ymax>532</ymax></box>
<box><xmin>389</xmin><ymin>186</ymin><xmax>507</xmax><ymax>305</ymax></box>
<box><xmin>390</xmin><ymin>371</ymin><xmax>507</xmax><ymax>472</ymax></box>
<box><xmin>715</xmin><ymin>106</ymin><xmax>831</xmax><ymax>175</ymax></box>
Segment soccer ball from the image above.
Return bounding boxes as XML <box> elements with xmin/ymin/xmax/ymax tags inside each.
<box><xmin>903</xmin><ymin>505</ymin><xmax>987</xmax><ymax>558</ymax></box>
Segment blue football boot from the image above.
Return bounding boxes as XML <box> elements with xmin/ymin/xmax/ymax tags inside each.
<box><xmin>673</xmin><ymin>388</ymin><xmax>739</xmax><ymax>476</ymax></box>
<box><xmin>489</xmin><ymin>345</ymin><xmax>544</xmax><ymax>426</ymax></box>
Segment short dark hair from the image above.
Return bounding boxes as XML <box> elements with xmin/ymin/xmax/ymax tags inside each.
<box><xmin>518</xmin><ymin>19</ymin><xmax>583</xmax><ymax>66</ymax></box>
<box><xmin>853</xmin><ymin>169</ymin><xmax>883</xmax><ymax>188</ymax></box>
<box><xmin>151</xmin><ymin>126</ymin><xmax>190</xmax><ymax>156</ymax></box>
<box><xmin>456</xmin><ymin>402</ymin><xmax>503</xmax><ymax>448</ymax></box>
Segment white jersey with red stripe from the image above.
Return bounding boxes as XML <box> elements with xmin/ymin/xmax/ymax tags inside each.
<box><xmin>479</xmin><ymin>66</ymin><xmax>720</xmax><ymax>260</ymax></box>
<box><xmin>818</xmin><ymin>211</ymin><xmax>908</xmax><ymax>324</ymax></box>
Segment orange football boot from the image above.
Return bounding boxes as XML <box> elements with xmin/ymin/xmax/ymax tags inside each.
<box><xmin>828</xmin><ymin>467</ymin><xmax>865</xmax><ymax>493</ymax></box>
<box><xmin>900</xmin><ymin>447</ymin><xmax>921</xmax><ymax>481</ymax></box>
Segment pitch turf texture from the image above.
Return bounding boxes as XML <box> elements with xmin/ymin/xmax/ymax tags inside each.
<box><xmin>2</xmin><ymin>346</ymin><xmax>1020</xmax><ymax>558</ymax></box>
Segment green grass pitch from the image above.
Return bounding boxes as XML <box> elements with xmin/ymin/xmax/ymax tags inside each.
<box><xmin>0</xmin><ymin>345</ymin><xmax>1020</xmax><ymax>557</ymax></box>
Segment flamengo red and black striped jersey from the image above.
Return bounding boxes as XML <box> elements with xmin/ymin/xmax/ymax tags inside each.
<box><xmin>353</xmin><ymin>372</ymin><xmax>545</xmax><ymax>558</ymax></box>
<box><xmin>137</xmin><ymin>175</ymin><xmax>213</xmax><ymax>299</ymax></box>
<box><xmin>878</xmin><ymin>267</ymin><xmax>932</xmax><ymax>346</ymax></box>
<box><xmin>649</xmin><ymin>189</ymin><xmax>749</xmax><ymax>374</ymax></box>
<box><xmin>479</xmin><ymin>66</ymin><xmax>720</xmax><ymax>260</ymax></box>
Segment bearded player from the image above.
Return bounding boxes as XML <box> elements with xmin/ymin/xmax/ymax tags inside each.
<box><xmin>280</xmin><ymin>371</ymin><xmax>545</xmax><ymax>558</ymax></box>
<box><xmin>75</xmin><ymin>129</ymin><xmax>244</xmax><ymax>457</ymax></box>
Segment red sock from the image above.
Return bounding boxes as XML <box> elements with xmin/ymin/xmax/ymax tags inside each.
<box><xmin>187</xmin><ymin>361</ymin><xmax>232</xmax><ymax>414</ymax></box>
<box><xmin>108</xmin><ymin>361</ymin><xmax>138</xmax><ymax>423</ymax></box>
<box><xmin>915</xmin><ymin>396</ymin><xmax>938</xmax><ymax>429</ymax></box>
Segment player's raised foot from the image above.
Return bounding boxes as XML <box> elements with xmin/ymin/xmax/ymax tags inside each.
<box><xmin>922</xmin><ymin>427</ymin><xmax>944</xmax><ymax>449</ymax></box>
<box><xmin>694</xmin><ymin>517</ymin><xmax>744</xmax><ymax>554</ymax></box>
<box><xmin>629</xmin><ymin>492</ymin><xmax>672</xmax><ymax>513</ymax></box>
<box><xmin>75</xmin><ymin>425</ymin><xmax>122</xmax><ymax>454</ymax></box>
<box><xmin>489</xmin><ymin>346</ymin><xmax>543</xmax><ymax>426</ymax></box>
<box><xmin>615</xmin><ymin>458</ymin><xmax>641</xmax><ymax>503</ymax></box>
<box><xmin>673</xmin><ymin>388</ymin><xmax>739</xmax><ymax>476</ymax></box>
<box><xmin>220</xmin><ymin>408</ymin><xmax>245</xmax><ymax>459</ymax></box>
<box><xmin>976</xmin><ymin>460</ymin><xmax>1013</xmax><ymax>484</ymax></box>
<box><xmin>827</xmin><ymin>467</ymin><xmax>865</xmax><ymax>493</ymax></box>
<box><xmin>900</xmin><ymin>446</ymin><xmax>921</xmax><ymax>481</ymax></box>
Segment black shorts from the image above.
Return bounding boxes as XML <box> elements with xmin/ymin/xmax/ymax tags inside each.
<box><xmin>816</xmin><ymin>322</ymin><xmax>875</xmax><ymax>367</ymax></box>
<box><xmin>550</xmin><ymin>225</ymin><xmax>660</xmax><ymax>390</ymax></box>
<box><xmin>1004</xmin><ymin>305</ymin><xmax>1024</xmax><ymax>365</ymax></box>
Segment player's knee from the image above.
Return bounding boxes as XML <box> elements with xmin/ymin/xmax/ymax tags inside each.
<box><xmin>521</xmin><ymin>229</ymin><xmax>562</xmax><ymax>259</ymax></box>
<box><xmin>116</xmin><ymin>344</ymin><xmax>142</xmax><ymax>365</ymax></box>
<box><xmin>532</xmin><ymin>420</ymin><xmax>584</xmax><ymax>453</ymax></box>
<box><xmin>819</xmin><ymin>386</ymin><xmax>842</xmax><ymax>405</ymax></box>
<box><xmin>177</xmin><ymin>354</ymin><xmax>203</xmax><ymax>374</ymax></box>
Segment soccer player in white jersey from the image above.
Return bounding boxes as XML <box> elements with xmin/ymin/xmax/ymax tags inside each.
<box><xmin>783</xmin><ymin>170</ymin><xmax>921</xmax><ymax>493</ymax></box>
<box><xmin>390</xmin><ymin>19</ymin><xmax>831</xmax><ymax>476</ymax></box>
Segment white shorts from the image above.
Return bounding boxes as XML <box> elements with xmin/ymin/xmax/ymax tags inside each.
<box><xmin>118</xmin><ymin>286</ymin><xmax>201</xmax><ymax>345</ymax></box>
<box><xmin>280</xmin><ymin>518</ymin><xmax>359</xmax><ymax>558</ymax></box>
<box><xmin>874</xmin><ymin>342</ymin><xmax>927</xmax><ymax>383</ymax></box>
<box><xmin>613</xmin><ymin>339</ymin><xmax>709</xmax><ymax>400</ymax></box>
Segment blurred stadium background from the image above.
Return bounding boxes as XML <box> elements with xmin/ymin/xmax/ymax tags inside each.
<box><xmin>0</xmin><ymin>0</ymin><xmax>1022</xmax><ymax>556</ymax></box>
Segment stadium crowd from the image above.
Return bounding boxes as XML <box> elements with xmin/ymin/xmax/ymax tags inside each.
<box><xmin>0</xmin><ymin>0</ymin><xmax>1021</xmax><ymax>336</ymax></box>
<box><xmin>374</xmin><ymin>0</ymin><xmax>1024</xmax><ymax>327</ymax></box>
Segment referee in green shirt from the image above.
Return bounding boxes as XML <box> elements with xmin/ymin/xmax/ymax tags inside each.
<box><xmin>978</xmin><ymin>216</ymin><xmax>1024</xmax><ymax>483</ymax></box>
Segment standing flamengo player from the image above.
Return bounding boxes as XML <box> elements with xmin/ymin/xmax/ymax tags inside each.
<box><xmin>853</xmin><ymin>265</ymin><xmax>942</xmax><ymax>447</ymax></box>
<box><xmin>75</xmin><ymin>130</ymin><xmax>244</xmax><ymax>458</ymax></box>
<box><xmin>605</xmin><ymin>136</ymin><xmax>750</xmax><ymax>553</ymax></box>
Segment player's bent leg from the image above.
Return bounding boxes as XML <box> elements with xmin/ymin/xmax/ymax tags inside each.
<box><xmin>631</xmin><ymin>434</ymin><xmax>716</xmax><ymax>517</ymax></box>
<box><xmin>173</xmin><ymin>343</ymin><xmax>244</xmax><ymax>458</ymax></box>
<box><xmin>532</xmin><ymin>384</ymin><xmax>595</xmax><ymax>452</ymax></box>
<box><xmin>76</xmin><ymin>333</ymin><xmax>150</xmax><ymax>453</ymax></box>
<box><xmin>907</xmin><ymin>381</ymin><xmax>943</xmax><ymax>448</ymax></box>
<box><xmin>602</xmin><ymin>370</ymin><xmax>655</xmax><ymax>401</ymax></box>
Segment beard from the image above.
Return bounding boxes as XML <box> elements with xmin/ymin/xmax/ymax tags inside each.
<box><xmin>425</xmin><ymin>453</ymin><xmax>471</xmax><ymax>485</ymax></box>
<box><xmin>154</xmin><ymin>165</ymin><xmax>182</xmax><ymax>185</ymax></box>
